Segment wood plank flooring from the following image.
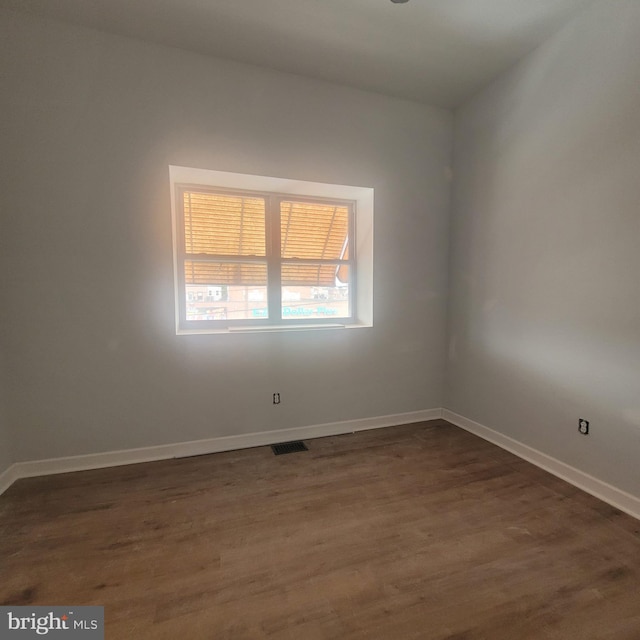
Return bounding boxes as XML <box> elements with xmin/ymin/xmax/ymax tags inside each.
<box><xmin>1</xmin><ymin>419</ymin><xmax>639</xmax><ymax>639</ymax></box>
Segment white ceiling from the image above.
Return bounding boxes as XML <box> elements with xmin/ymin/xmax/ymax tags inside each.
<box><xmin>2</xmin><ymin>0</ymin><xmax>594</xmax><ymax>108</ymax></box>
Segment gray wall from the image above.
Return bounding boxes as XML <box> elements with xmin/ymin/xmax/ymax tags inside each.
<box><xmin>0</xmin><ymin>357</ymin><xmax>11</xmax><ymax>475</ymax></box>
<box><xmin>0</xmin><ymin>428</ymin><xmax>9</xmax><ymax>476</ymax></box>
<box><xmin>0</xmin><ymin>424</ymin><xmax>10</xmax><ymax>476</ymax></box>
<box><xmin>446</xmin><ymin>0</ymin><xmax>640</xmax><ymax>495</ymax></box>
<box><xmin>0</xmin><ymin>11</ymin><xmax>452</xmax><ymax>462</ymax></box>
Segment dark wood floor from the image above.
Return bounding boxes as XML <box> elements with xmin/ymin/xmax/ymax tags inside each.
<box><xmin>1</xmin><ymin>419</ymin><xmax>639</xmax><ymax>639</ymax></box>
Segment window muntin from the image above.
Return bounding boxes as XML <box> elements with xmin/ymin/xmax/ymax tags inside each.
<box><xmin>176</xmin><ymin>186</ymin><xmax>355</xmax><ymax>331</ymax></box>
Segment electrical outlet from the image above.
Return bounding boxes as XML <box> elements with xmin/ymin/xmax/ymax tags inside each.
<box><xmin>273</xmin><ymin>392</ymin><xmax>281</xmax><ymax>405</ymax></box>
<box><xmin>578</xmin><ymin>418</ymin><xmax>589</xmax><ymax>435</ymax></box>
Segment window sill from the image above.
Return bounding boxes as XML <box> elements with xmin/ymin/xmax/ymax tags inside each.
<box><xmin>176</xmin><ymin>322</ymin><xmax>372</xmax><ymax>335</ymax></box>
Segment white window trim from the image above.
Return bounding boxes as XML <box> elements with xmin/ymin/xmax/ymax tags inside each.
<box><xmin>169</xmin><ymin>166</ymin><xmax>374</xmax><ymax>335</ymax></box>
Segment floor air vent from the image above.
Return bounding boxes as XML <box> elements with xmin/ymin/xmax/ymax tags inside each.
<box><xmin>271</xmin><ymin>441</ymin><xmax>308</xmax><ymax>455</ymax></box>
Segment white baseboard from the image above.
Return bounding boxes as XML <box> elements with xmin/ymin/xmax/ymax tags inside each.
<box><xmin>443</xmin><ymin>409</ymin><xmax>640</xmax><ymax>522</ymax></box>
<box><xmin>4</xmin><ymin>407</ymin><xmax>638</xmax><ymax>523</ymax></box>
<box><xmin>0</xmin><ymin>463</ymin><xmax>19</xmax><ymax>496</ymax></box>
<box><xmin>0</xmin><ymin>408</ymin><xmax>442</xmax><ymax>494</ymax></box>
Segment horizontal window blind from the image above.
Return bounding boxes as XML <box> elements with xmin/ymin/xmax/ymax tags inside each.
<box><xmin>281</xmin><ymin>201</ymin><xmax>349</xmax><ymax>260</ymax></box>
<box><xmin>184</xmin><ymin>261</ymin><xmax>267</xmax><ymax>286</ymax></box>
<box><xmin>183</xmin><ymin>192</ymin><xmax>265</xmax><ymax>257</ymax></box>
<box><xmin>281</xmin><ymin>263</ymin><xmax>345</xmax><ymax>287</ymax></box>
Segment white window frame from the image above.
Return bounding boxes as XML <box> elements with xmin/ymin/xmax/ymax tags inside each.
<box><xmin>169</xmin><ymin>166</ymin><xmax>374</xmax><ymax>335</ymax></box>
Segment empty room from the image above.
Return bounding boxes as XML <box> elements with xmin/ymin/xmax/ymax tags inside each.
<box><xmin>0</xmin><ymin>0</ymin><xmax>639</xmax><ymax>638</ymax></box>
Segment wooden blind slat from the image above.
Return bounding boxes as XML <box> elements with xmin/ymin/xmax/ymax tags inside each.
<box><xmin>281</xmin><ymin>263</ymin><xmax>347</xmax><ymax>287</ymax></box>
<box><xmin>182</xmin><ymin>191</ymin><xmax>350</xmax><ymax>288</ymax></box>
<box><xmin>184</xmin><ymin>261</ymin><xmax>267</xmax><ymax>286</ymax></box>
<box><xmin>184</xmin><ymin>192</ymin><xmax>266</xmax><ymax>257</ymax></box>
<box><xmin>281</xmin><ymin>201</ymin><xmax>349</xmax><ymax>260</ymax></box>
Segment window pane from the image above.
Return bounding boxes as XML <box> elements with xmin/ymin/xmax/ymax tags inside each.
<box><xmin>184</xmin><ymin>260</ymin><xmax>267</xmax><ymax>286</ymax></box>
<box><xmin>183</xmin><ymin>191</ymin><xmax>265</xmax><ymax>256</ymax></box>
<box><xmin>186</xmin><ymin>284</ymin><xmax>268</xmax><ymax>321</ymax></box>
<box><xmin>281</xmin><ymin>265</ymin><xmax>350</xmax><ymax>320</ymax></box>
<box><xmin>281</xmin><ymin>262</ymin><xmax>348</xmax><ymax>287</ymax></box>
<box><xmin>281</xmin><ymin>201</ymin><xmax>349</xmax><ymax>260</ymax></box>
<box><xmin>184</xmin><ymin>261</ymin><xmax>268</xmax><ymax>321</ymax></box>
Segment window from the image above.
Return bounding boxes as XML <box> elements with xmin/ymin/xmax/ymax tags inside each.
<box><xmin>170</xmin><ymin>167</ymin><xmax>373</xmax><ymax>334</ymax></box>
